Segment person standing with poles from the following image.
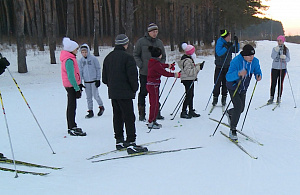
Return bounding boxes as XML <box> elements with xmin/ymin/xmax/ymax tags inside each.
<box><xmin>225</xmin><ymin>44</ymin><xmax>262</xmax><ymax>141</ymax></box>
<box><xmin>133</xmin><ymin>23</ymin><xmax>166</xmax><ymax>121</ymax></box>
<box><xmin>146</xmin><ymin>46</ymin><xmax>180</xmax><ymax>129</ymax></box>
<box><xmin>178</xmin><ymin>43</ymin><xmax>204</xmax><ymax>119</ymax></box>
<box><xmin>213</xmin><ymin>30</ymin><xmax>239</xmax><ymax>106</ymax></box>
<box><xmin>267</xmin><ymin>35</ymin><xmax>290</xmax><ymax>104</ymax></box>
<box><xmin>102</xmin><ymin>34</ymin><xmax>147</xmax><ymax>154</ymax></box>
<box><xmin>60</xmin><ymin>37</ymin><xmax>86</xmax><ymax>136</ymax></box>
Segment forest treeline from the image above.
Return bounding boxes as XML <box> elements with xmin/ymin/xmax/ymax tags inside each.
<box><xmin>0</xmin><ymin>0</ymin><xmax>285</xmax><ymax>73</ymax></box>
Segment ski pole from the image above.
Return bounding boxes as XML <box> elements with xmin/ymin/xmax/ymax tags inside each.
<box><xmin>159</xmin><ymin>62</ymin><xmax>175</xmax><ymax>99</ymax></box>
<box><xmin>170</xmin><ymin>93</ymin><xmax>185</xmax><ymax>116</ymax></box>
<box><xmin>170</xmin><ymin>81</ymin><xmax>195</xmax><ymax>119</ymax></box>
<box><xmin>0</xmin><ymin>90</ymin><xmax>18</xmax><ymax>178</ymax></box>
<box><xmin>240</xmin><ymin>81</ymin><xmax>258</xmax><ymax>132</ymax></box>
<box><xmin>286</xmin><ymin>70</ymin><xmax>297</xmax><ymax>108</ymax></box>
<box><xmin>210</xmin><ymin>79</ymin><xmax>242</xmax><ymax>136</ymax></box>
<box><xmin>159</xmin><ymin>77</ymin><xmax>177</xmax><ymax>111</ymax></box>
<box><xmin>204</xmin><ymin>47</ymin><xmax>232</xmax><ymax>111</ymax></box>
<box><xmin>6</xmin><ymin>68</ymin><xmax>55</xmax><ymax>154</ymax></box>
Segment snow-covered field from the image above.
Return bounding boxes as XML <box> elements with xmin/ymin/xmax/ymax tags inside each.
<box><xmin>0</xmin><ymin>40</ymin><xmax>300</xmax><ymax>195</ymax></box>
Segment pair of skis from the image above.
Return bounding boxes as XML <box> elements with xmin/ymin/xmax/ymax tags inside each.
<box><xmin>0</xmin><ymin>158</ymin><xmax>62</xmax><ymax>176</ymax></box>
<box><xmin>208</xmin><ymin>105</ymin><xmax>225</xmax><ymax>115</ymax></box>
<box><xmin>209</xmin><ymin>118</ymin><xmax>263</xmax><ymax>159</ymax></box>
<box><xmin>255</xmin><ymin>102</ymin><xmax>280</xmax><ymax>111</ymax></box>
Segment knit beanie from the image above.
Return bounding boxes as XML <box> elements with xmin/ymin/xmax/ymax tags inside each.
<box><xmin>148</xmin><ymin>23</ymin><xmax>158</xmax><ymax>32</ymax></box>
<box><xmin>148</xmin><ymin>46</ymin><xmax>162</xmax><ymax>57</ymax></box>
<box><xmin>63</xmin><ymin>37</ymin><xmax>79</xmax><ymax>52</ymax></box>
<box><xmin>277</xmin><ymin>35</ymin><xmax>285</xmax><ymax>43</ymax></box>
<box><xmin>220</xmin><ymin>29</ymin><xmax>230</xmax><ymax>38</ymax></box>
<box><xmin>182</xmin><ymin>43</ymin><xmax>195</xmax><ymax>56</ymax></box>
<box><xmin>115</xmin><ymin>34</ymin><xmax>129</xmax><ymax>45</ymax></box>
<box><xmin>241</xmin><ymin>44</ymin><xmax>255</xmax><ymax>56</ymax></box>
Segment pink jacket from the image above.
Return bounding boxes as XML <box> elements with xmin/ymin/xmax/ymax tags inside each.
<box><xmin>60</xmin><ymin>50</ymin><xmax>81</xmax><ymax>88</ymax></box>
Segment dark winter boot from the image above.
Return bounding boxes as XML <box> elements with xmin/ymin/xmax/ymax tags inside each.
<box><xmin>188</xmin><ymin>109</ymin><xmax>200</xmax><ymax>117</ymax></box>
<box><xmin>221</xmin><ymin>96</ymin><xmax>227</xmax><ymax>106</ymax></box>
<box><xmin>125</xmin><ymin>142</ymin><xmax>148</xmax><ymax>154</ymax></box>
<box><xmin>212</xmin><ymin>96</ymin><xmax>218</xmax><ymax>106</ymax></box>
<box><xmin>68</xmin><ymin>127</ymin><xmax>87</xmax><ymax>136</ymax></box>
<box><xmin>116</xmin><ymin>140</ymin><xmax>126</xmax><ymax>150</ymax></box>
<box><xmin>147</xmin><ymin>121</ymin><xmax>162</xmax><ymax>129</ymax></box>
<box><xmin>156</xmin><ymin>110</ymin><xmax>164</xmax><ymax>120</ymax></box>
<box><xmin>267</xmin><ymin>96</ymin><xmax>274</xmax><ymax>104</ymax></box>
<box><xmin>276</xmin><ymin>96</ymin><xmax>281</xmax><ymax>104</ymax></box>
<box><xmin>138</xmin><ymin>105</ymin><xmax>146</xmax><ymax>121</ymax></box>
<box><xmin>98</xmin><ymin>106</ymin><xmax>105</xmax><ymax>116</ymax></box>
<box><xmin>180</xmin><ymin>111</ymin><xmax>192</xmax><ymax>119</ymax></box>
<box><xmin>85</xmin><ymin>110</ymin><xmax>94</xmax><ymax>118</ymax></box>
<box><xmin>229</xmin><ymin>129</ymin><xmax>238</xmax><ymax>141</ymax></box>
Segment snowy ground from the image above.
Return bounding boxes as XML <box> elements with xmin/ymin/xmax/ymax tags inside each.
<box><xmin>0</xmin><ymin>40</ymin><xmax>300</xmax><ymax>195</ymax></box>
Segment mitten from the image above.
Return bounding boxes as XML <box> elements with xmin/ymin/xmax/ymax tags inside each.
<box><xmin>95</xmin><ymin>80</ymin><xmax>100</xmax><ymax>88</ymax></box>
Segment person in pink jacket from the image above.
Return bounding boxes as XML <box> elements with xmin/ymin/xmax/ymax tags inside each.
<box><xmin>60</xmin><ymin>37</ymin><xmax>86</xmax><ymax>136</ymax></box>
<box><xmin>146</xmin><ymin>46</ymin><xmax>180</xmax><ymax>129</ymax></box>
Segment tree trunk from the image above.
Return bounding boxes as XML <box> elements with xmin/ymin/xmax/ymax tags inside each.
<box><xmin>106</xmin><ymin>0</ymin><xmax>114</xmax><ymax>46</ymax></box>
<box><xmin>86</xmin><ymin>0</ymin><xmax>91</xmax><ymax>48</ymax></box>
<box><xmin>34</xmin><ymin>0</ymin><xmax>44</xmax><ymax>51</ymax></box>
<box><xmin>45</xmin><ymin>0</ymin><xmax>56</xmax><ymax>64</ymax></box>
<box><xmin>169</xmin><ymin>2</ymin><xmax>174</xmax><ymax>51</ymax></box>
<box><xmin>120</xmin><ymin>0</ymin><xmax>125</xmax><ymax>32</ymax></box>
<box><xmin>13</xmin><ymin>0</ymin><xmax>27</xmax><ymax>73</ymax></box>
<box><xmin>93</xmin><ymin>0</ymin><xmax>100</xmax><ymax>56</ymax></box>
<box><xmin>24</xmin><ymin>0</ymin><xmax>33</xmax><ymax>46</ymax></box>
<box><xmin>66</xmin><ymin>0</ymin><xmax>75</xmax><ymax>39</ymax></box>
<box><xmin>99</xmin><ymin>0</ymin><xmax>104</xmax><ymax>45</ymax></box>
<box><xmin>114</xmin><ymin>0</ymin><xmax>120</xmax><ymax>36</ymax></box>
<box><xmin>125</xmin><ymin>0</ymin><xmax>134</xmax><ymax>54</ymax></box>
<box><xmin>3</xmin><ymin>0</ymin><xmax>12</xmax><ymax>45</ymax></box>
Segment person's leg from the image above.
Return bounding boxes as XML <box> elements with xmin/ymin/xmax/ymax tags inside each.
<box><xmin>118</xmin><ymin>99</ymin><xmax>136</xmax><ymax>143</ymax></box>
<box><xmin>213</xmin><ymin>67</ymin><xmax>222</xmax><ymax>105</ymax></box>
<box><xmin>138</xmin><ymin>75</ymin><xmax>148</xmax><ymax>120</ymax></box>
<box><xmin>228</xmin><ymin>90</ymin><xmax>246</xmax><ymax>130</ymax></box>
<box><xmin>66</xmin><ymin>87</ymin><xmax>77</xmax><ymax>129</ymax></box>
<box><xmin>111</xmin><ymin>99</ymin><xmax>124</xmax><ymax>142</ymax></box>
<box><xmin>85</xmin><ymin>83</ymin><xmax>93</xmax><ymax>111</ymax></box>
<box><xmin>92</xmin><ymin>82</ymin><xmax>104</xmax><ymax>107</ymax></box>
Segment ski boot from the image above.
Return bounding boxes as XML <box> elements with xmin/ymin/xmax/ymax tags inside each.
<box><xmin>156</xmin><ymin>110</ymin><xmax>164</xmax><ymax>120</ymax></box>
<box><xmin>116</xmin><ymin>140</ymin><xmax>126</xmax><ymax>150</ymax></box>
<box><xmin>126</xmin><ymin>142</ymin><xmax>148</xmax><ymax>154</ymax></box>
<box><xmin>267</xmin><ymin>96</ymin><xmax>274</xmax><ymax>105</ymax></box>
<box><xmin>212</xmin><ymin>96</ymin><xmax>218</xmax><ymax>106</ymax></box>
<box><xmin>180</xmin><ymin>110</ymin><xmax>192</xmax><ymax>119</ymax></box>
<box><xmin>98</xmin><ymin>106</ymin><xmax>105</xmax><ymax>116</ymax></box>
<box><xmin>0</xmin><ymin>153</ymin><xmax>6</xmax><ymax>160</ymax></box>
<box><xmin>221</xmin><ymin>96</ymin><xmax>227</xmax><ymax>106</ymax></box>
<box><xmin>229</xmin><ymin>129</ymin><xmax>238</xmax><ymax>142</ymax></box>
<box><xmin>276</xmin><ymin>96</ymin><xmax>281</xmax><ymax>104</ymax></box>
<box><xmin>147</xmin><ymin>121</ymin><xmax>162</xmax><ymax>129</ymax></box>
<box><xmin>188</xmin><ymin>109</ymin><xmax>200</xmax><ymax>117</ymax></box>
<box><xmin>68</xmin><ymin>127</ymin><xmax>87</xmax><ymax>136</ymax></box>
<box><xmin>85</xmin><ymin>110</ymin><xmax>94</xmax><ymax>118</ymax></box>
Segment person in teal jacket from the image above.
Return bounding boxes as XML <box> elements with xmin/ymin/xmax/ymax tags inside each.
<box><xmin>225</xmin><ymin>44</ymin><xmax>262</xmax><ymax>141</ymax></box>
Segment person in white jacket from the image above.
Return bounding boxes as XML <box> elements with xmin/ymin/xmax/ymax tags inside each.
<box><xmin>268</xmin><ymin>35</ymin><xmax>290</xmax><ymax>104</ymax></box>
<box><xmin>78</xmin><ymin>44</ymin><xmax>105</xmax><ymax>118</ymax></box>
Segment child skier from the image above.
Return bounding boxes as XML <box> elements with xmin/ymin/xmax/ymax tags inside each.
<box><xmin>146</xmin><ymin>46</ymin><xmax>180</xmax><ymax>129</ymax></box>
<box><xmin>178</xmin><ymin>43</ymin><xmax>204</xmax><ymax>119</ymax></box>
<box><xmin>78</xmin><ymin>44</ymin><xmax>105</xmax><ymax>118</ymax></box>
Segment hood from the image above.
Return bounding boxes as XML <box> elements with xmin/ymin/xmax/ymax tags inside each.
<box><xmin>80</xmin><ymin>43</ymin><xmax>91</xmax><ymax>57</ymax></box>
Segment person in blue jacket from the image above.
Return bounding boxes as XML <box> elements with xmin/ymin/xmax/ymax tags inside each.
<box><xmin>225</xmin><ymin>44</ymin><xmax>262</xmax><ymax>141</ymax></box>
<box><xmin>213</xmin><ymin>30</ymin><xmax>239</xmax><ymax>106</ymax></box>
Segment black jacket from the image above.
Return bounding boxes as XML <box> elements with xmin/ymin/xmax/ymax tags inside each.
<box><xmin>102</xmin><ymin>45</ymin><xmax>138</xmax><ymax>99</ymax></box>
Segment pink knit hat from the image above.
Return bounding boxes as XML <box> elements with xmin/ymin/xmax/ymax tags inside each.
<box><xmin>277</xmin><ymin>35</ymin><xmax>285</xmax><ymax>43</ymax></box>
<box><xmin>182</xmin><ymin>43</ymin><xmax>195</xmax><ymax>56</ymax></box>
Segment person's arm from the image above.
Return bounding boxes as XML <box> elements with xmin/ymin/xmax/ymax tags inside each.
<box><xmin>133</xmin><ymin>41</ymin><xmax>143</xmax><ymax>68</ymax></box>
<box><xmin>66</xmin><ymin>59</ymin><xmax>80</xmax><ymax>91</ymax></box>
<box><xmin>253</xmin><ymin>58</ymin><xmax>262</xmax><ymax>80</ymax></box>
<box><xmin>94</xmin><ymin>57</ymin><xmax>101</xmax><ymax>80</ymax></box>
<box><xmin>102</xmin><ymin>58</ymin><xmax>108</xmax><ymax>85</ymax></box>
<box><xmin>226</xmin><ymin>60</ymin><xmax>241</xmax><ymax>82</ymax></box>
<box><xmin>271</xmin><ymin>47</ymin><xmax>280</xmax><ymax>59</ymax></box>
<box><xmin>160</xmin><ymin>42</ymin><xmax>166</xmax><ymax>64</ymax></box>
<box><xmin>126</xmin><ymin>56</ymin><xmax>139</xmax><ymax>92</ymax></box>
<box><xmin>215</xmin><ymin>39</ymin><xmax>228</xmax><ymax>56</ymax></box>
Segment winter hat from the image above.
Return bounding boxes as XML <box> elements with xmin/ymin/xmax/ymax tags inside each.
<box><xmin>115</xmin><ymin>34</ymin><xmax>129</xmax><ymax>45</ymax></box>
<box><xmin>63</xmin><ymin>37</ymin><xmax>79</xmax><ymax>52</ymax></box>
<box><xmin>148</xmin><ymin>46</ymin><xmax>162</xmax><ymax>57</ymax></box>
<box><xmin>80</xmin><ymin>45</ymin><xmax>88</xmax><ymax>51</ymax></box>
<box><xmin>148</xmin><ymin>23</ymin><xmax>158</xmax><ymax>32</ymax></box>
<box><xmin>277</xmin><ymin>35</ymin><xmax>285</xmax><ymax>43</ymax></box>
<box><xmin>241</xmin><ymin>44</ymin><xmax>255</xmax><ymax>56</ymax></box>
<box><xmin>220</xmin><ymin>29</ymin><xmax>230</xmax><ymax>38</ymax></box>
<box><xmin>182</xmin><ymin>43</ymin><xmax>195</xmax><ymax>56</ymax></box>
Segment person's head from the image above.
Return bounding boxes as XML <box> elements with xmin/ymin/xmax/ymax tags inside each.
<box><xmin>148</xmin><ymin>46</ymin><xmax>162</xmax><ymax>59</ymax></box>
<box><xmin>63</xmin><ymin>37</ymin><xmax>79</xmax><ymax>55</ymax></box>
<box><xmin>241</xmin><ymin>44</ymin><xmax>255</xmax><ymax>62</ymax></box>
<box><xmin>80</xmin><ymin>45</ymin><xmax>88</xmax><ymax>58</ymax></box>
<box><xmin>181</xmin><ymin>43</ymin><xmax>195</xmax><ymax>58</ymax></box>
<box><xmin>277</xmin><ymin>35</ymin><xmax>285</xmax><ymax>46</ymax></box>
<box><xmin>148</xmin><ymin>23</ymin><xmax>159</xmax><ymax>39</ymax></box>
<box><xmin>115</xmin><ymin>34</ymin><xmax>129</xmax><ymax>49</ymax></box>
<box><xmin>220</xmin><ymin>29</ymin><xmax>231</xmax><ymax>42</ymax></box>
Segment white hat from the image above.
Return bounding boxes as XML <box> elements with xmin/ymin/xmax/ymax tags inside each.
<box><xmin>63</xmin><ymin>37</ymin><xmax>79</xmax><ymax>52</ymax></box>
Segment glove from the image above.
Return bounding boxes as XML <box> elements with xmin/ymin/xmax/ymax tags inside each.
<box><xmin>175</xmin><ymin>72</ymin><xmax>181</xmax><ymax>78</ymax></box>
<box><xmin>79</xmin><ymin>84</ymin><xmax>85</xmax><ymax>91</ymax></box>
<box><xmin>170</xmin><ymin>62</ymin><xmax>175</xmax><ymax>71</ymax></box>
<box><xmin>225</xmin><ymin>42</ymin><xmax>233</xmax><ymax>49</ymax></box>
<box><xmin>200</xmin><ymin>61</ymin><xmax>205</xmax><ymax>70</ymax></box>
<box><xmin>280</xmin><ymin>54</ymin><xmax>286</xmax><ymax>60</ymax></box>
<box><xmin>76</xmin><ymin>90</ymin><xmax>82</xmax><ymax>99</ymax></box>
<box><xmin>95</xmin><ymin>80</ymin><xmax>100</xmax><ymax>88</ymax></box>
<box><xmin>234</xmin><ymin>36</ymin><xmax>238</xmax><ymax>43</ymax></box>
<box><xmin>274</xmin><ymin>46</ymin><xmax>280</xmax><ymax>52</ymax></box>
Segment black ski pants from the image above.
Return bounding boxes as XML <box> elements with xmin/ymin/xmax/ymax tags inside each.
<box><xmin>182</xmin><ymin>80</ymin><xmax>194</xmax><ymax>112</ymax></box>
<box><xmin>138</xmin><ymin>75</ymin><xmax>148</xmax><ymax>107</ymax></box>
<box><xmin>65</xmin><ymin>87</ymin><xmax>77</xmax><ymax>129</ymax></box>
<box><xmin>213</xmin><ymin>67</ymin><xmax>228</xmax><ymax>97</ymax></box>
<box><xmin>227</xmin><ymin>89</ymin><xmax>246</xmax><ymax>130</ymax></box>
<box><xmin>270</xmin><ymin>68</ymin><xmax>286</xmax><ymax>97</ymax></box>
<box><xmin>111</xmin><ymin>99</ymin><xmax>136</xmax><ymax>143</ymax></box>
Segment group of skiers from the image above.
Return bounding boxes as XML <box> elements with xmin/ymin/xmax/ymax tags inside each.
<box><xmin>0</xmin><ymin>22</ymin><xmax>290</xmax><ymax>156</ymax></box>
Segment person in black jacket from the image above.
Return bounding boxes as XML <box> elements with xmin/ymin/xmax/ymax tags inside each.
<box><xmin>102</xmin><ymin>34</ymin><xmax>147</xmax><ymax>153</ymax></box>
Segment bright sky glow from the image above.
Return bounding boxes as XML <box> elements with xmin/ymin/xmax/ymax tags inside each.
<box><xmin>262</xmin><ymin>0</ymin><xmax>300</xmax><ymax>36</ymax></box>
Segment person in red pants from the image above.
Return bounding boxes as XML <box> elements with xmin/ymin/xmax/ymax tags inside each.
<box><xmin>146</xmin><ymin>46</ymin><xmax>180</xmax><ymax>129</ymax></box>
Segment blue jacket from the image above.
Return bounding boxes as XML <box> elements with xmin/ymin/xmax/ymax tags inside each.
<box><xmin>215</xmin><ymin>37</ymin><xmax>239</xmax><ymax>68</ymax></box>
<box><xmin>226</xmin><ymin>54</ymin><xmax>262</xmax><ymax>94</ymax></box>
